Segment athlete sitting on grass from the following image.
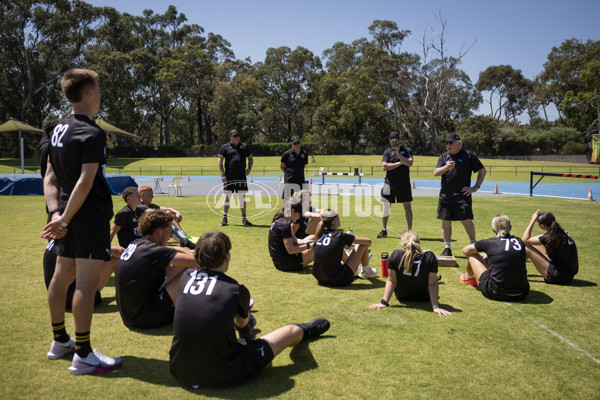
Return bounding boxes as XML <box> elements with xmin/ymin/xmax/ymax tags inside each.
<box><xmin>289</xmin><ymin>189</ymin><xmax>322</xmax><ymax>239</ymax></box>
<box><xmin>369</xmin><ymin>230</ymin><xmax>452</xmax><ymax>315</ymax></box>
<box><xmin>139</xmin><ymin>185</ymin><xmax>196</xmax><ymax>249</ymax></box>
<box><xmin>522</xmin><ymin>210</ymin><xmax>579</xmax><ymax>285</ymax></box>
<box><xmin>312</xmin><ymin>209</ymin><xmax>377</xmax><ymax>286</ymax></box>
<box><xmin>110</xmin><ymin>187</ymin><xmax>149</xmax><ymax>248</ymax></box>
<box><xmin>169</xmin><ymin>231</ymin><xmax>330</xmax><ymax>388</ymax></box>
<box><xmin>115</xmin><ymin>209</ymin><xmax>198</xmax><ymax>329</ymax></box>
<box><xmin>461</xmin><ymin>214</ymin><xmax>529</xmax><ymax>301</ymax></box>
<box><xmin>268</xmin><ymin>201</ymin><xmax>315</xmax><ymax>272</ymax></box>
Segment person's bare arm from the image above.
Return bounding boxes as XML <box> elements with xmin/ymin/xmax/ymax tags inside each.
<box><xmin>42</xmin><ymin>163</ymin><xmax>99</xmax><ymax>239</ymax></box>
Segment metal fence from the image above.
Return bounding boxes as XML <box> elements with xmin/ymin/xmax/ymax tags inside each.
<box><xmin>11</xmin><ymin>164</ymin><xmax>600</xmax><ymax>177</ymax></box>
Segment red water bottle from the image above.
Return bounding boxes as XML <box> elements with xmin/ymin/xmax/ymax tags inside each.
<box><xmin>381</xmin><ymin>252</ymin><xmax>389</xmax><ymax>277</ymax></box>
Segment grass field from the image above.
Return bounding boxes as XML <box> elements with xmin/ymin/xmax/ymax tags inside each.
<box><xmin>0</xmin><ymin>192</ymin><xmax>599</xmax><ymax>399</ymax></box>
<box><xmin>2</xmin><ymin>155</ymin><xmax>600</xmax><ymax>183</ymax></box>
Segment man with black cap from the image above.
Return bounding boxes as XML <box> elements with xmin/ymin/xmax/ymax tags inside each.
<box><xmin>218</xmin><ymin>129</ymin><xmax>253</xmax><ymax>226</ymax></box>
<box><xmin>433</xmin><ymin>132</ymin><xmax>486</xmax><ymax>256</ymax></box>
<box><xmin>280</xmin><ymin>135</ymin><xmax>308</xmax><ymax>199</ymax></box>
<box><xmin>377</xmin><ymin>131</ymin><xmax>414</xmax><ymax>238</ymax></box>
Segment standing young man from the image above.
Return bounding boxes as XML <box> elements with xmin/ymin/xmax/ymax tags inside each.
<box><xmin>41</xmin><ymin>68</ymin><xmax>122</xmax><ymax>375</ymax></box>
<box><xmin>280</xmin><ymin>135</ymin><xmax>308</xmax><ymax>199</ymax></box>
<box><xmin>433</xmin><ymin>133</ymin><xmax>486</xmax><ymax>256</ymax></box>
<box><xmin>377</xmin><ymin>131</ymin><xmax>414</xmax><ymax>238</ymax></box>
<box><xmin>218</xmin><ymin>129</ymin><xmax>253</xmax><ymax>226</ymax></box>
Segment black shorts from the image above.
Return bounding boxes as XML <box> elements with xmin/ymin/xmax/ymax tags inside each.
<box><xmin>545</xmin><ymin>261</ymin><xmax>575</xmax><ymax>285</ymax></box>
<box><xmin>282</xmin><ymin>182</ymin><xmax>304</xmax><ymax>199</ymax></box>
<box><xmin>478</xmin><ymin>270</ymin><xmax>529</xmax><ymax>301</ymax></box>
<box><xmin>273</xmin><ymin>253</ymin><xmax>304</xmax><ymax>272</ymax></box>
<box><xmin>126</xmin><ymin>287</ymin><xmax>174</xmax><ymax>329</ymax></box>
<box><xmin>437</xmin><ymin>195</ymin><xmax>473</xmax><ymax>221</ymax></box>
<box><xmin>236</xmin><ymin>338</ymin><xmax>275</xmax><ymax>383</ymax></box>
<box><xmin>54</xmin><ymin>203</ymin><xmax>111</xmax><ymax>261</ymax></box>
<box><xmin>381</xmin><ymin>182</ymin><xmax>412</xmax><ymax>204</ymax></box>
<box><xmin>317</xmin><ymin>264</ymin><xmax>355</xmax><ymax>287</ymax></box>
<box><xmin>224</xmin><ymin>179</ymin><xmax>248</xmax><ymax>193</ymax></box>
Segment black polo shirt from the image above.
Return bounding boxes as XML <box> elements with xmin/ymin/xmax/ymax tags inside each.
<box><xmin>382</xmin><ymin>145</ymin><xmax>412</xmax><ymax>186</ymax></box>
<box><xmin>170</xmin><ymin>268</ymin><xmax>251</xmax><ymax>387</ymax></box>
<box><xmin>115</xmin><ymin>237</ymin><xmax>176</xmax><ymax>327</ymax></box>
<box><xmin>436</xmin><ymin>149</ymin><xmax>484</xmax><ymax>198</ymax></box>
<box><xmin>114</xmin><ymin>204</ymin><xmax>149</xmax><ymax>247</ymax></box>
<box><xmin>281</xmin><ymin>147</ymin><xmax>308</xmax><ymax>185</ymax></box>
<box><xmin>48</xmin><ymin>114</ymin><xmax>113</xmax><ymax>218</ymax></box>
<box><xmin>218</xmin><ymin>141</ymin><xmax>252</xmax><ymax>180</ymax></box>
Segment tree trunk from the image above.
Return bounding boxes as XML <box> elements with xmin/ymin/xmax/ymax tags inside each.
<box><xmin>197</xmin><ymin>96</ymin><xmax>203</xmax><ymax>144</ymax></box>
<box><xmin>164</xmin><ymin>113</ymin><xmax>171</xmax><ymax>145</ymax></box>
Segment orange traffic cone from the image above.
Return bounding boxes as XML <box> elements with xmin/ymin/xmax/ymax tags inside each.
<box><xmin>250</xmin><ymin>176</ymin><xmax>253</xmax><ymax>182</ymax></box>
<box><xmin>588</xmin><ymin>188</ymin><xmax>594</xmax><ymax>201</ymax></box>
<box><xmin>412</xmin><ymin>180</ymin><xmax>416</xmax><ymax>189</ymax></box>
<box><xmin>309</xmin><ymin>177</ymin><xmax>312</xmax><ymax>184</ymax></box>
<box><xmin>187</xmin><ymin>176</ymin><xmax>190</xmax><ymax>181</ymax></box>
<box><xmin>493</xmin><ymin>184</ymin><xmax>499</xmax><ymax>194</ymax></box>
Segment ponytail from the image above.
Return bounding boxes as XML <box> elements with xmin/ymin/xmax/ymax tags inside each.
<box><xmin>399</xmin><ymin>230</ymin><xmax>423</xmax><ymax>274</ymax></box>
<box><xmin>315</xmin><ymin>209</ymin><xmax>338</xmax><ymax>239</ymax></box>
<box><xmin>492</xmin><ymin>214</ymin><xmax>511</xmax><ymax>238</ymax></box>
<box><xmin>538</xmin><ymin>211</ymin><xmax>565</xmax><ymax>252</ymax></box>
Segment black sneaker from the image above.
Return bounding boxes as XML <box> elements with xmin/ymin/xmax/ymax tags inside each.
<box><xmin>440</xmin><ymin>248</ymin><xmax>452</xmax><ymax>256</ymax></box>
<box><xmin>236</xmin><ymin>314</ymin><xmax>256</xmax><ymax>340</ymax></box>
<box><xmin>294</xmin><ymin>318</ymin><xmax>330</xmax><ymax>341</ymax></box>
<box><xmin>242</xmin><ymin>219</ymin><xmax>253</xmax><ymax>226</ymax></box>
<box><xmin>220</xmin><ymin>218</ymin><xmax>228</xmax><ymax>226</ymax></box>
<box><xmin>376</xmin><ymin>229</ymin><xmax>387</xmax><ymax>238</ymax></box>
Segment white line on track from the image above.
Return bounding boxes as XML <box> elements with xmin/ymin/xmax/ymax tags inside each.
<box><xmin>450</xmin><ymin>267</ymin><xmax>600</xmax><ymax>365</ymax></box>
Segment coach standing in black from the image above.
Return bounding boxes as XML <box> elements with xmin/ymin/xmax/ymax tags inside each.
<box><xmin>280</xmin><ymin>135</ymin><xmax>308</xmax><ymax>199</ymax></box>
<box><xmin>218</xmin><ymin>129</ymin><xmax>253</xmax><ymax>226</ymax></box>
<box><xmin>41</xmin><ymin>68</ymin><xmax>121</xmax><ymax>375</ymax></box>
<box><xmin>377</xmin><ymin>131</ymin><xmax>413</xmax><ymax>239</ymax></box>
<box><xmin>433</xmin><ymin>133</ymin><xmax>486</xmax><ymax>256</ymax></box>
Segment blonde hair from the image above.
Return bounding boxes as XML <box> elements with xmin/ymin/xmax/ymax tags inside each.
<box><xmin>492</xmin><ymin>214</ymin><xmax>511</xmax><ymax>238</ymax></box>
<box><xmin>315</xmin><ymin>209</ymin><xmax>338</xmax><ymax>239</ymax></box>
<box><xmin>399</xmin><ymin>230</ymin><xmax>423</xmax><ymax>274</ymax></box>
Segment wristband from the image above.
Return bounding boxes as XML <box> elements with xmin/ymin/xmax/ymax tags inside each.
<box><xmin>432</xmin><ymin>304</ymin><xmax>440</xmax><ymax>310</ymax></box>
<box><xmin>380</xmin><ymin>299</ymin><xmax>389</xmax><ymax>307</ymax></box>
<box><xmin>48</xmin><ymin>209</ymin><xmax>60</xmax><ymax>217</ymax></box>
<box><xmin>58</xmin><ymin>217</ymin><xmax>68</xmax><ymax>228</ymax></box>
<box><xmin>474</xmin><ymin>184</ymin><xmax>480</xmax><ymax>188</ymax></box>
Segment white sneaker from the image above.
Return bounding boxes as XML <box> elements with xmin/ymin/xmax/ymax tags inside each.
<box><xmin>360</xmin><ymin>265</ymin><xmax>377</xmax><ymax>279</ymax></box>
<box><xmin>47</xmin><ymin>337</ymin><xmax>75</xmax><ymax>360</ymax></box>
<box><xmin>68</xmin><ymin>349</ymin><xmax>122</xmax><ymax>375</ymax></box>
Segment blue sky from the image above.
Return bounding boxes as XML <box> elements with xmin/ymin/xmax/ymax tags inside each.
<box><xmin>87</xmin><ymin>0</ymin><xmax>599</xmax><ymax>119</ymax></box>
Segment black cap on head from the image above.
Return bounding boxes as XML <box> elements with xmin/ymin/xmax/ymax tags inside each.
<box><xmin>290</xmin><ymin>135</ymin><xmax>300</xmax><ymax>143</ymax></box>
<box><xmin>445</xmin><ymin>132</ymin><xmax>460</xmax><ymax>141</ymax></box>
<box><xmin>389</xmin><ymin>131</ymin><xmax>400</xmax><ymax>139</ymax></box>
<box><xmin>229</xmin><ymin>129</ymin><xmax>239</xmax><ymax>137</ymax></box>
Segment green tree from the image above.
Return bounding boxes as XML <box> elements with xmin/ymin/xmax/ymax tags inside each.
<box><xmin>476</xmin><ymin>65</ymin><xmax>533</xmax><ymax>123</ymax></box>
<box><xmin>538</xmin><ymin>38</ymin><xmax>600</xmax><ymax>133</ymax></box>
<box><xmin>0</xmin><ymin>0</ymin><xmax>100</xmax><ymax>124</ymax></box>
<box><xmin>255</xmin><ymin>46</ymin><xmax>322</xmax><ymax>141</ymax></box>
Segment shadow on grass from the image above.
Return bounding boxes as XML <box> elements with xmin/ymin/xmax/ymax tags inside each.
<box><xmin>569</xmin><ymin>278</ymin><xmax>596</xmax><ymax>287</ymax></box>
<box><xmin>419</xmin><ymin>237</ymin><xmax>452</xmax><ymax>243</ymax></box>
<box><xmin>92</xmin><ymin>296</ymin><xmax>118</xmax><ymax>314</ymax></box>
<box><xmin>101</xmin><ymin>339</ymin><xmax>326</xmax><ymax>398</ymax></box>
<box><xmin>128</xmin><ymin>324</ymin><xmax>174</xmax><ymax>336</ymax></box>
<box><xmin>320</xmin><ymin>278</ymin><xmax>387</xmax><ymax>290</ymax></box>
<box><xmin>513</xmin><ymin>289</ymin><xmax>553</xmax><ymax>304</ymax></box>
<box><xmin>391</xmin><ymin>301</ymin><xmax>463</xmax><ymax>313</ymax></box>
